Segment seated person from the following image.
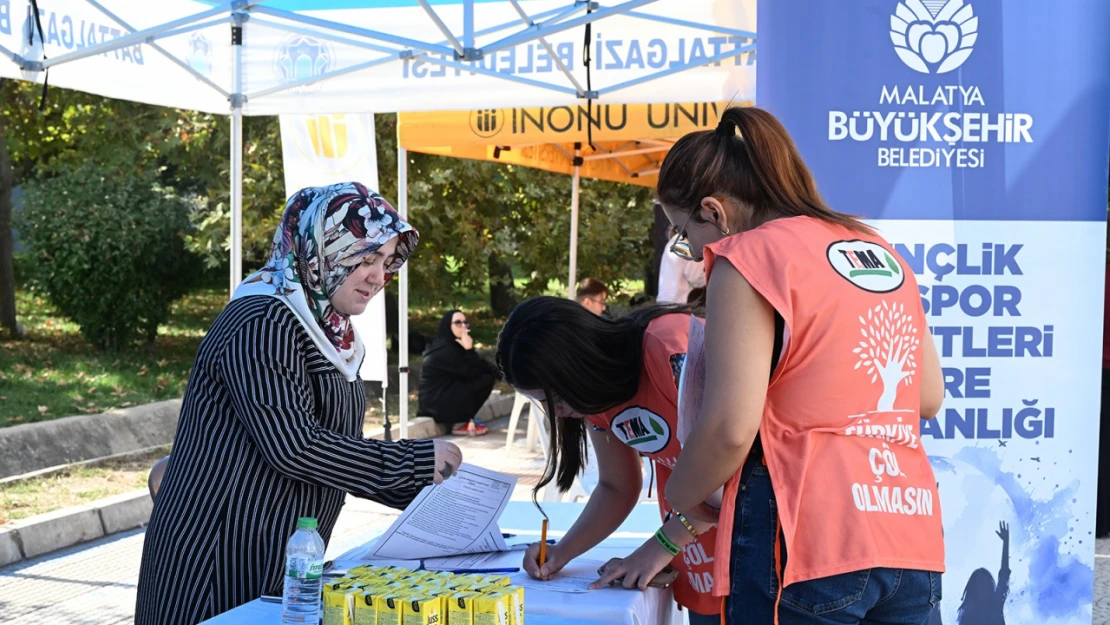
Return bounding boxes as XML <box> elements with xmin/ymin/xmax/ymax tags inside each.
<box><xmin>575</xmin><ymin>277</ymin><xmax>609</xmax><ymax>317</ymax></box>
<box><xmin>418</xmin><ymin>310</ymin><xmax>501</xmax><ymax>436</ymax></box>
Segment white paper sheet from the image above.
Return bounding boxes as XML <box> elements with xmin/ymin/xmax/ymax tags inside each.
<box><xmin>365</xmin><ymin>464</ymin><xmax>517</xmax><ymax>560</ymax></box>
<box><xmin>424</xmin><ymin>550</ymin><xmax>522</xmax><ymax>571</ymax></box>
<box><xmin>509</xmin><ymin>558</ymin><xmax>608</xmax><ymax>594</ymax></box>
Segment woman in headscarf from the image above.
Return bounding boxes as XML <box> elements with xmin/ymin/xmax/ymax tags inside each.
<box><xmin>135</xmin><ymin>183</ymin><xmax>463</xmax><ymax>625</ymax></box>
<box><xmin>418</xmin><ymin>309</ymin><xmax>501</xmax><ymax>436</ymax></box>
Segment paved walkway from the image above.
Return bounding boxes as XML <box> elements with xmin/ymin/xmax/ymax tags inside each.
<box><xmin>1</xmin><ymin>418</ymin><xmax>1109</xmax><ymax>623</ymax></box>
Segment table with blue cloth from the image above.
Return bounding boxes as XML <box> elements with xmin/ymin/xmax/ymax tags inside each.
<box><xmin>201</xmin><ymin>501</ymin><xmax>683</xmax><ymax>625</ymax></box>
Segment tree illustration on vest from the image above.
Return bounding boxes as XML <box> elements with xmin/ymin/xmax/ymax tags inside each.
<box><xmin>853</xmin><ymin>301</ymin><xmax>921</xmax><ymax>411</ymax></box>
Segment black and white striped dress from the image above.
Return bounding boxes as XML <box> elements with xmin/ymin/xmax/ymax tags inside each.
<box><xmin>135</xmin><ymin>296</ymin><xmax>435</xmax><ymax>625</ymax></box>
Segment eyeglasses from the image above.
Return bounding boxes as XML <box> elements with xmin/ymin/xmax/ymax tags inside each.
<box><xmin>669</xmin><ymin>210</ymin><xmax>697</xmax><ymax>261</ymax></box>
<box><xmin>452</xmin><ymin>321</ymin><xmax>472</xmax><ymax>329</ymax></box>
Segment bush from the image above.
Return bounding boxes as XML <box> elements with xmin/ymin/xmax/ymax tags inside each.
<box><xmin>12</xmin><ymin>252</ymin><xmax>38</xmax><ymax>289</ymax></box>
<box><xmin>20</xmin><ymin>166</ymin><xmax>201</xmax><ymax>350</ymax></box>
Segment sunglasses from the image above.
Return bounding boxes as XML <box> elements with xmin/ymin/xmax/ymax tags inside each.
<box><xmin>669</xmin><ymin>209</ymin><xmax>697</xmax><ymax>261</ymax></box>
<box><xmin>452</xmin><ymin>321</ymin><xmax>472</xmax><ymax>329</ymax></box>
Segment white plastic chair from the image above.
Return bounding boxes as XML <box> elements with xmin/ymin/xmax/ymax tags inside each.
<box><xmin>504</xmin><ymin>392</ymin><xmax>541</xmax><ymax>453</ymax></box>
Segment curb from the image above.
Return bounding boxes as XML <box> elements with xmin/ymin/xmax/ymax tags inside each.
<box><xmin>0</xmin><ymin>490</ymin><xmax>152</xmax><ymax>567</ymax></box>
<box><xmin>0</xmin><ymin>391</ymin><xmax>518</xmax><ymax>568</ymax></box>
<box><xmin>0</xmin><ymin>400</ymin><xmax>183</xmax><ymax>479</ymax></box>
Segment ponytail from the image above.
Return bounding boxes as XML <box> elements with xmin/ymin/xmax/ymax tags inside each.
<box><xmin>657</xmin><ymin>106</ymin><xmax>873</xmax><ymax>235</ymax></box>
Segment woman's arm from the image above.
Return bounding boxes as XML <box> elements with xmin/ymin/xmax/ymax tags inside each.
<box><xmin>665</xmin><ymin>259</ymin><xmax>773</xmax><ymax>516</ymax></box>
<box><xmin>997</xmin><ymin>521</ymin><xmax>1010</xmax><ymax>599</ymax></box>
<box><xmin>222</xmin><ymin>316</ymin><xmax>436</xmax><ymax>508</ymax></box>
<box><xmin>525</xmin><ymin>428</ymin><xmax>643</xmax><ymax>578</ymax></box>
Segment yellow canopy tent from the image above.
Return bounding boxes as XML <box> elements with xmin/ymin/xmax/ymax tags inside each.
<box><xmin>397</xmin><ymin>101</ymin><xmax>734</xmax><ymax>296</ymax></box>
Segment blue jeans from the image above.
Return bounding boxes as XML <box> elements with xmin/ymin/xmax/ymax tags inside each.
<box><xmin>726</xmin><ymin>455</ymin><xmax>941</xmax><ymax>624</ymax></box>
<box><xmin>689</xmin><ymin>611</ymin><xmax>721</xmax><ymax>625</ymax></box>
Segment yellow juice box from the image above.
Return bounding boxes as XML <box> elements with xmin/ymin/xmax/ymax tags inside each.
<box><xmin>421</xmin><ymin>586</ymin><xmax>458</xmax><ymax>616</ymax></box>
<box><xmin>483</xmin><ymin>586</ymin><xmax>524</xmax><ymax>625</ymax></box>
<box><xmin>445</xmin><ymin>591</ymin><xmax>481</xmax><ymax>625</ymax></box>
<box><xmin>400</xmin><ymin>595</ymin><xmax>442</xmax><ymax>625</ymax></box>
<box><xmin>477</xmin><ymin>575</ymin><xmax>511</xmax><ymax>589</ymax></box>
<box><xmin>350</xmin><ymin>565</ymin><xmax>389</xmax><ymax>578</ymax></box>
<box><xmin>474</xmin><ymin>592</ymin><xmax>511</xmax><ymax>625</ymax></box>
<box><xmin>374</xmin><ymin>593</ymin><xmax>407</xmax><ymax>625</ymax></box>
<box><xmin>323</xmin><ymin>582</ymin><xmax>366</xmax><ymax>625</ymax></box>
<box><xmin>353</xmin><ymin>588</ymin><xmax>382</xmax><ymax>625</ymax></box>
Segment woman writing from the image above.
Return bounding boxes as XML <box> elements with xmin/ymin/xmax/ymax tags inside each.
<box><xmin>496</xmin><ymin>297</ymin><xmax>722</xmax><ymax>624</ymax></box>
<box><xmin>419</xmin><ymin>310</ymin><xmax>501</xmax><ymax>436</ymax></box>
<box><xmin>135</xmin><ymin>183</ymin><xmax>462</xmax><ymax>625</ymax></box>
<box><xmin>654</xmin><ymin>107</ymin><xmax>945</xmax><ymax>624</ymax></box>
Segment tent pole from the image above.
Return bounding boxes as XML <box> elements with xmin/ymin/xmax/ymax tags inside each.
<box><xmin>229</xmin><ymin>13</ymin><xmax>245</xmax><ymax>297</ymax></box>
<box><xmin>567</xmin><ymin>143</ymin><xmax>581</xmax><ymax>299</ymax></box>
<box><xmin>398</xmin><ymin>146</ymin><xmax>410</xmax><ymax>440</ymax></box>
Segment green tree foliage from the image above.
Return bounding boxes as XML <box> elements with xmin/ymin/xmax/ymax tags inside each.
<box><xmin>3</xmin><ymin>84</ymin><xmax>655</xmax><ymax>313</ymax></box>
<box><xmin>20</xmin><ymin>165</ymin><xmax>198</xmax><ymax>350</ymax></box>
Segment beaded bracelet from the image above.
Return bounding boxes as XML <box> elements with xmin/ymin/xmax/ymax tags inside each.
<box><xmin>654</xmin><ymin>527</ymin><xmax>681</xmax><ymax>556</ymax></box>
<box><xmin>675</xmin><ymin>512</ymin><xmax>700</xmax><ymax>538</ymax></box>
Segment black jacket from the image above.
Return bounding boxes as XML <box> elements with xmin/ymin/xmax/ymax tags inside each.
<box><xmin>417</xmin><ymin>311</ymin><xmax>501</xmax><ymax>424</ymax></box>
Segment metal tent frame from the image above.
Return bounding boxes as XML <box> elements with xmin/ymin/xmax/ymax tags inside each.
<box><xmin>6</xmin><ymin>0</ymin><xmax>755</xmax><ymax>439</ymax></box>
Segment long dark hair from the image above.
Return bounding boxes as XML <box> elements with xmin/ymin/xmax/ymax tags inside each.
<box><xmin>656</xmin><ymin>106</ymin><xmax>873</xmax><ymax>235</ymax></box>
<box><xmin>496</xmin><ymin>297</ymin><xmax>687</xmax><ymax>495</ymax></box>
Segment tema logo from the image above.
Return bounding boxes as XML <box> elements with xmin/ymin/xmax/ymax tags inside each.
<box><xmin>470</xmin><ymin>109</ymin><xmax>504</xmax><ymax>139</ymax></box>
<box><xmin>610</xmin><ymin>408</ymin><xmax>670</xmax><ymax>454</ymax></box>
<box><xmin>827</xmin><ymin>240</ymin><xmax>905</xmax><ymax>293</ymax></box>
<box><xmin>890</xmin><ymin>0</ymin><xmax>977</xmax><ymax>74</ymax></box>
<box><xmin>274</xmin><ymin>34</ymin><xmax>334</xmax><ymax>85</ymax></box>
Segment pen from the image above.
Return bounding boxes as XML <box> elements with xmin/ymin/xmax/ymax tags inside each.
<box><xmin>442</xmin><ymin>567</ymin><xmax>521</xmax><ymax>574</ymax></box>
<box><xmin>538</xmin><ymin>518</ymin><xmax>549</xmax><ymax>568</ymax></box>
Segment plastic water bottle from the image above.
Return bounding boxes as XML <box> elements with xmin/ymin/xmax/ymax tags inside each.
<box><xmin>281</xmin><ymin>516</ymin><xmax>325</xmax><ymax>624</ymax></box>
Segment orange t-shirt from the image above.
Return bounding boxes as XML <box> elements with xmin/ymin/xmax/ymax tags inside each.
<box><xmin>586</xmin><ymin>314</ymin><xmax>720</xmax><ymax>615</ymax></box>
<box><xmin>703</xmin><ymin>216</ymin><xmax>945</xmax><ymax>593</ymax></box>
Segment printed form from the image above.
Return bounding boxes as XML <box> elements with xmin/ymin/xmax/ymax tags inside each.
<box><xmin>365</xmin><ymin>463</ymin><xmax>517</xmax><ymax>560</ymax></box>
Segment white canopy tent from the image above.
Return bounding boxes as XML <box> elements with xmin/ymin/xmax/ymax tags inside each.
<box><xmin>0</xmin><ymin>0</ymin><xmax>756</xmax><ymax>437</ymax></box>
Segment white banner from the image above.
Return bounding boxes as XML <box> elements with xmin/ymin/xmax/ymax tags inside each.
<box><xmin>279</xmin><ymin>112</ymin><xmax>387</xmax><ymax>383</ymax></box>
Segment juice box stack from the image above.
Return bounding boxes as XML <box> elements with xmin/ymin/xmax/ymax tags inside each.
<box><xmin>322</xmin><ymin>564</ymin><xmax>526</xmax><ymax>625</ymax></box>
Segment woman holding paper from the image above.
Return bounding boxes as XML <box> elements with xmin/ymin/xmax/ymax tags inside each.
<box><xmin>654</xmin><ymin>107</ymin><xmax>945</xmax><ymax>624</ymax></box>
<box><xmin>496</xmin><ymin>297</ymin><xmax>723</xmax><ymax>625</ymax></box>
<box><xmin>135</xmin><ymin>183</ymin><xmax>462</xmax><ymax>625</ymax></box>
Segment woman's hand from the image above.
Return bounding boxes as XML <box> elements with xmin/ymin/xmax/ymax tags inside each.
<box><xmin>523</xmin><ymin>541</ymin><xmax>571</xmax><ymax>580</ymax></box>
<box><xmin>457</xmin><ymin>331</ymin><xmax>474</xmax><ymax>351</ymax></box>
<box><xmin>589</xmin><ymin>537</ymin><xmax>676</xmax><ymax>590</ymax></box>
<box><xmin>432</xmin><ymin>440</ymin><xmax>463</xmax><ymax>484</ymax></box>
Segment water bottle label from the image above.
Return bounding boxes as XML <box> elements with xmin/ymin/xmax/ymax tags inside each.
<box><xmin>286</xmin><ymin>556</ymin><xmax>323</xmax><ymax>579</ymax></box>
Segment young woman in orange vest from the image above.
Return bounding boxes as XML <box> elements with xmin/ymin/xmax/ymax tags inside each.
<box><xmin>496</xmin><ymin>296</ymin><xmax>726</xmax><ymax>625</ymax></box>
<box><xmin>654</xmin><ymin>106</ymin><xmax>946</xmax><ymax>625</ymax></box>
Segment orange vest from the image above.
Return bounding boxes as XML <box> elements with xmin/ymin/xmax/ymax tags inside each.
<box><xmin>588</xmin><ymin>314</ymin><xmax>721</xmax><ymax>615</ymax></box>
<box><xmin>703</xmin><ymin>216</ymin><xmax>945</xmax><ymax>594</ymax></box>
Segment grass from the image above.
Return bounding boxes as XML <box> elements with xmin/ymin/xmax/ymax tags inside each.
<box><xmin>0</xmin><ymin>447</ymin><xmax>171</xmax><ymax>523</ymax></box>
<box><xmin>0</xmin><ymin>289</ymin><xmax>225</xmax><ymax>427</ymax></box>
<box><xmin>1</xmin><ymin>275</ymin><xmax>644</xmax><ymax>428</ymax></box>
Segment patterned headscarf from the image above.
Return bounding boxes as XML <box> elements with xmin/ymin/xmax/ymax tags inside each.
<box><xmin>234</xmin><ymin>182</ymin><xmax>419</xmax><ymax>381</ymax></box>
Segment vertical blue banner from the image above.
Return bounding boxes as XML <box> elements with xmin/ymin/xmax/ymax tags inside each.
<box><xmin>757</xmin><ymin>1</ymin><xmax>1110</xmax><ymax>623</ymax></box>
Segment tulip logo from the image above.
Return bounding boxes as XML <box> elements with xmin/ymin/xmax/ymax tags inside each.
<box><xmin>890</xmin><ymin>0</ymin><xmax>978</xmax><ymax>74</ymax></box>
